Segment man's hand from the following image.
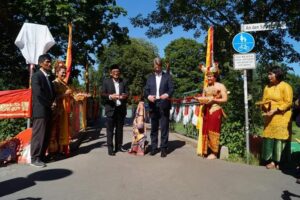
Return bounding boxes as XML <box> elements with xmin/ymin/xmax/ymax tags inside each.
<box><xmin>148</xmin><ymin>95</ymin><xmax>156</xmax><ymax>103</ymax></box>
<box><xmin>119</xmin><ymin>93</ymin><xmax>128</xmax><ymax>100</ymax></box>
<box><xmin>160</xmin><ymin>94</ymin><xmax>169</xmax><ymax>100</ymax></box>
<box><xmin>109</xmin><ymin>94</ymin><xmax>119</xmax><ymax>100</ymax></box>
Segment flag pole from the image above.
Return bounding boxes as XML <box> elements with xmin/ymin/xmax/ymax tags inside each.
<box><xmin>64</xmin><ymin>22</ymin><xmax>72</xmax><ymax>84</ymax></box>
<box><xmin>196</xmin><ymin>26</ymin><xmax>214</xmax><ymax>156</ymax></box>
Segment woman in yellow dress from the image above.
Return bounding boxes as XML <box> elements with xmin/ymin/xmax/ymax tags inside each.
<box><xmin>261</xmin><ymin>66</ymin><xmax>293</xmax><ymax>169</ymax></box>
<box><xmin>48</xmin><ymin>61</ymin><xmax>72</xmax><ymax>158</ymax></box>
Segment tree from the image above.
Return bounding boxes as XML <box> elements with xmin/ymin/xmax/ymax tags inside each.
<box><xmin>131</xmin><ymin>1</ymin><xmax>300</xmax><ymax>156</ymax></box>
<box><xmin>131</xmin><ymin>0</ymin><xmax>300</xmax><ymax>72</ymax></box>
<box><xmin>0</xmin><ymin>0</ymin><xmax>129</xmax><ymax>141</ymax></box>
<box><xmin>164</xmin><ymin>38</ymin><xmax>204</xmax><ymax>97</ymax></box>
<box><xmin>0</xmin><ymin>0</ymin><xmax>129</xmax><ymax>89</ymax></box>
<box><xmin>99</xmin><ymin>38</ymin><xmax>158</xmax><ymax>100</ymax></box>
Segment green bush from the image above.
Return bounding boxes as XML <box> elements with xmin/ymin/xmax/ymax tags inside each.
<box><xmin>220</xmin><ymin>121</ymin><xmax>245</xmax><ymax>156</ymax></box>
<box><xmin>0</xmin><ymin>119</ymin><xmax>27</xmax><ymax>142</ymax></box>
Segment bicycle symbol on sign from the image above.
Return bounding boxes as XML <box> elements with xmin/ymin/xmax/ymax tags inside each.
<box><xmin>237</xmin><ymin>34</ymin><xmax>250</xmax><ymax>52</ymax></box>
<box><xmin>232</xmin><ymin>32</ymin><xmax>255</xmax><ymax>54</ymax></box>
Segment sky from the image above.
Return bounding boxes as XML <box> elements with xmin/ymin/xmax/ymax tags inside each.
<box><xmin>115</xmin><ymin>0</ymin><xmax>300</xmax><ymax>75</ymax></box>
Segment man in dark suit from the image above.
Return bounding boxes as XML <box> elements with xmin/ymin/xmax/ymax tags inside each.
<box><xmin>102</xmin><ymin>64</ymin><xmax>128</xmax><ymax>156</ymax></box>
<box><xmin>145</xmin><ymin>57</ymin><xmax>174</xmax><ymax>157</ymax></box>
<box><xmin>30</xmin><ymin>54</ymin><xmax>55</xmax><ymax>167</ymax></box>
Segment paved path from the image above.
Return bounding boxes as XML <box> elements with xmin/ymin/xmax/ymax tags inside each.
<box><xmin>0</xmin><ymin>120</ymin><xmax>299</xmax><ymax>200</ymax></box>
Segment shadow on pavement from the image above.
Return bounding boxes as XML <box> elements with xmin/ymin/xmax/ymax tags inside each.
<box><xmin>69</xmin><ymin>118</ymin><xmax>105</xmax><ymax>154</ymax></box>
<box><xmin>281</xmin><ymin>190</ymin><xmax>300</xmax><ymax>200</ymax></box>
<box><xmin>0</xmin><ymin>169</ymin><xmax>72</xmax><ymax>198</ymax></box>
<box><xmin>168</xmin><ymin>140</ymin><xmax>186</xmax><ymax>154</ymax></box>
<box><xmin>71</xmin><ymin>141</ymin><xmax>106</xmax><ymax>156</ymax></box>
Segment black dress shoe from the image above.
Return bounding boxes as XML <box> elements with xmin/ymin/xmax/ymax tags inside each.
<box><xmin>108</xmin><ymin>147</ymin><xmax>115</xmax><ymax>156</ymax></box>
<box><xmin>115</xmin><ymin>147</ymin><xmax>127</xmax><ymax>153</ymax></box>
<box><xmin>150</xmin><ymin>148</ymin><xmax>158</xmax><ymax>156</ymax></box>
<box><xmin>161</xmin><ymin>149</ymin><xmax>167</xmax><ymax>158</ymax></box>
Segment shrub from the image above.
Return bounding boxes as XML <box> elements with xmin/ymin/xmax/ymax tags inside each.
<box><xmin>220</xmin><ymin>121</ymin><xmax>245</xmax><ymax>156</ymax></box>
<box><xmin>0</xmin><ymin>119</ymin><xmax>27</xmax><ymax>142</ymax></box>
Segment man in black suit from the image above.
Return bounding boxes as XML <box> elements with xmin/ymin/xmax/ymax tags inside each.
<box><xmin>145</xmin><ymin>57</ymin><xmax>174</xmax><ymax>157</ymax></box>
<box><xmin>102</xmin><ymin>64</ymin><xmax>128</xmax><ymax>156</ymax></box>
<box><xmin>30</xmin><ymin>54</ymin><xmax>55</xmax><ymax>167</ymax></box>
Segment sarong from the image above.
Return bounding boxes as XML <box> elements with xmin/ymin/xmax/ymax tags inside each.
<box><xmin>202</xmin><ymin>105</ymin><xmax>223</xmax><ymax>155</ymax></box>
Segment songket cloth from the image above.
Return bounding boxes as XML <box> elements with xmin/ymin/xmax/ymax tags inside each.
<box><xmin>48</xmin><ymin>78</ymin><xmax>71</xmax><ymax>155</ymax></box>
<box><xmin>129</xmin><ymin>102</ymin><xmax>147</xmax><ymax>156</ymax></box>
<box><xmin>202</xmin><ymin>104</ymin><xmax>223</xmax><ymax>155</ymax></box>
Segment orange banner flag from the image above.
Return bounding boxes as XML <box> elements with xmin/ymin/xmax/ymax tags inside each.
<box><xmin>64</xmin><ymin>23</ymin><xmax>72</xmax><ymax>83</ymax></box>
<box><xmin>0</xmin><ymin>89</ymin><xmax>32</xmax><ymax>119</ymax></box>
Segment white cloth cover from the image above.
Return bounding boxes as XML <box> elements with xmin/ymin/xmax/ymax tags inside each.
<box><xmin>15</xmin><ymin>23</ymin><xmax>56</xmax><ymax>64</ymax></box>
<box><xmin>183</xmin><ymin>104</ymin><xmax>193</xmax><ymax>125</ymax></box>
<box><xmin>192</xmin><ymin>105</ymin><xmax>199</xmax><ymax>126</ymax></box>
<box><xmin>175</xmin><ymin>105</ymin><xmax>183</xmax><ymax>123</ymax></box>
<box><xmin>170</xmin><ymin>105</ymin><xmax>175</xmax><ymax>120</ymax></box>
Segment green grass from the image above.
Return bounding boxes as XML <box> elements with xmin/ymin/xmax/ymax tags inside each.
<box><xmin>292</xmin><ymin>122</ymin><xmax>300</xmax><ymax>141</ymax></box>
<box><xmin>225</xmin><ymin>153</ymin><xmax>260</xmax><ymax>166</ymax></box>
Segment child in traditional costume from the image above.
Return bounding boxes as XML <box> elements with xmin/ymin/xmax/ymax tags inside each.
<box><xmin>128</xmin><ymin>101</ymin><xmax>147</xmax><ymax>156</ymax></box>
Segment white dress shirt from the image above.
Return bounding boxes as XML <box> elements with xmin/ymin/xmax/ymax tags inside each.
<box><xmin>113</xmin><ymin>79</ymin><xmax>121</xmax><ymax>106</ymax></box>
<box><xmin>155</xmin><ymin>72</ymin><xmax>162</xmax><ymax>99</ymax></box>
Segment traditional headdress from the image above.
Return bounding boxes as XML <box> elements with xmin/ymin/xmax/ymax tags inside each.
<box><xmin>199</xmin><ymin>61</ymin><xmax>220</xmax><ymax>76</ymax></box>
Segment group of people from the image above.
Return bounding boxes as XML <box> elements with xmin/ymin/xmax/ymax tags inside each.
<box><xmin>102</xmin><ymin>56</ymin><xmax>299</xmax><ymax>176</ymax></box>
<box><xmin>102</xmin><ymin>57</ymin><xmax>229</xmax><ymax>159</ymax></box>
<box><xmin>30</xmin><ymin>53</ymin><xmax>298</xmax><ymax>177</ymax></box>
<box><xmin>102</xmin><ymin>58</ymin><xmax>174</xmax><ymax>157</ymax></box>
<box><xmin>30</xmin><ymin>54</ymin><xmax>74</xmax><ymax>167</ymax></box>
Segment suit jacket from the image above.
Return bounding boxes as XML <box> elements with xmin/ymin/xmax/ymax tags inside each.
<box><xmin>31</xmin><ymin>69</ymin><xmax>55</xmax><ymax>118</ymax></box>
<box><xmin>101</xmin><ymin>78</ymin><xmax>128</xmax><ymax>117</ymax></box>
<box><xmin>144</xmin><ymin>72</ymin><xmax>174</xmax><ymax>111</ymax></box>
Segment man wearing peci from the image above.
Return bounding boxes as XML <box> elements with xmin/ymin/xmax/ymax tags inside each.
<box><xmin>145</xmin><ymin>57</ymin><xmax>174</xmax><ymax>157</ymax></box>
<box><xmin>102</xmin><ymin>64</ymin><xmax>128</xmax><ymax>156</ymax></box>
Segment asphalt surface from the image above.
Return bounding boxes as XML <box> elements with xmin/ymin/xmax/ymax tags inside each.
<box><xmin>0</xmin><ymin>119</ymin><xmax>299</xmax><ymax>200</ymax></box>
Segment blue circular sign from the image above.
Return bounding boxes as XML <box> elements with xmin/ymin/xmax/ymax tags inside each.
<box><xmin>232</xmin><ymin>32</ymin><xmax>255</xmax><ymax>53</ymax></box>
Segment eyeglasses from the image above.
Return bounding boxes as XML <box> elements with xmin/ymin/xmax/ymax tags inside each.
<box><xmin>111</xmin><ymin>70</ymin><xmax>120</xmax><ymax>74</ymax></box>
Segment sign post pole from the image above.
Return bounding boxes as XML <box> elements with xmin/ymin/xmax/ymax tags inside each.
<box><xmin>232</xmin><ymin>32</ymin><xmax>255</xmax><ymax>164</ymax></box>
<box><xmin>243</xmin><ymin>69</ymin><xmax>250</xmax><ymax>163</ymax></box>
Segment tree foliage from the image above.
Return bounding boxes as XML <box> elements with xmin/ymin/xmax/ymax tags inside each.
<box><xmin>0</xmin><ymin>0</ymin><xmax>129</xmax><ymax>89</ymax></box>
<box><xmin>131</xmin><ymin>0</ymin><xmax>300</xmax><ymax>71</ymax></box>
<box><xmin>164</xmin><ymin>38</ymin><xmax>204</xmax><ymax>97</ymax></box>
<box><xmin>99</xmin><ymin>38</ymin><xmax>158</xmax><ymax>100</ymax></box>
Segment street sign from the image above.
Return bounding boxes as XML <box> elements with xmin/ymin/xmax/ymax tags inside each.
<box><xmin>241</xmin><ymin>21</ymin><xmax>287</xmax><ymax>32</ymax></box>
<box><xmin>233</xmin><ymin>53</ymin><xmax>256</xmax><ymax>70</ymax></box>
<box><xmin>232</xmin><ymin>32</ymin><xmax>255</xmax><ymax>53</ymax></box>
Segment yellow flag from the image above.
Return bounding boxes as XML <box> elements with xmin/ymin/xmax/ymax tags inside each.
<box><xmin>64</xmin><ymin>23</ymin><xmax>72</xmax><ymax>83</ymax></box>
<box><xmin>196</xmin><ymin>26</ymin><xmax>214</xmax><ymax>156</ymax></box>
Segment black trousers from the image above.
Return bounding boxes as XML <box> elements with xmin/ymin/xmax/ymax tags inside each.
<box><xmin>150</xmin><ymin>101</ymin><xmax>170</xmax><ymax>149</ymax></box>
<box><xmin>30</xmin><ymin>117</ymin><xmax>51</xmax><ymax>161</ymax></box>
<box><xmin>106</xmin><ymin>107</ymin><xmax>125</xmax><ymax>152</ymax></box>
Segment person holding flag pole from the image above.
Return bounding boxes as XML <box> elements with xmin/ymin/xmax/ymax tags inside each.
<box><xmin>194</xmin><ymin>26</ymin><xmax>228</xmax><ymax>159</ymax></box>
